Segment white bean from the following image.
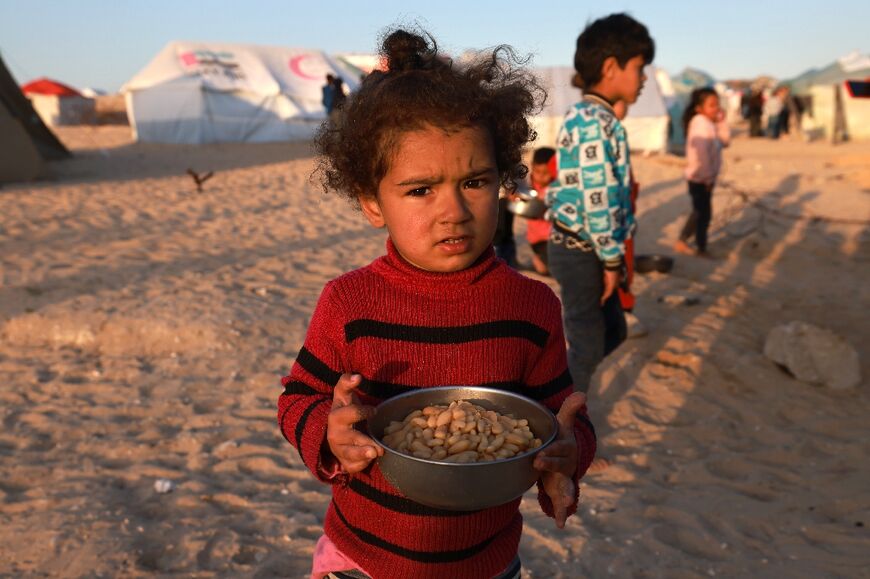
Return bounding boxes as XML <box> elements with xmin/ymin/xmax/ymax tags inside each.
<box><xmin>380</xmin><ymin>399</ymin><xmax>540</xmax><ymax>464</ymax></box>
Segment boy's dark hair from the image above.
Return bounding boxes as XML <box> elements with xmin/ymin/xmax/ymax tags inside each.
<box><xmin>682</xmin><ymin>87</ymin><xmax>719</xmax><ymax>135</ymax></box>
<box><xmin>314</xmin><ymin>28</ymin><xmax>545</xmax><ymax>204</ymax></box>
<box><xmin>573</xmin><ymin>13</ymin><xmax>655</xmax><ymax>90</ymax></box>
<box><xmin>532</xmin><ymin>147</ymin><xmax>555</xmax><ymax>166</ymax></box>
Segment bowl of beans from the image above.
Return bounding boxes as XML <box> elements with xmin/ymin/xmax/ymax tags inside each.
<box><xmin>366</xmin><ymin>386</ymin><xmax>559</xmax><ymax>510</ymax></box>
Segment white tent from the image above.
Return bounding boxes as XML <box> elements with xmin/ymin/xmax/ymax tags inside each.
<box><xmin>530</xmin><ymin>65</ymin><xmax>670</xmax><ymax>153</ymax></box>
<box><xmin>528</xmin><ymin>67</ymin><xmax>581</xmax><ymax>152</ymax></box>
<box><xmin>807</xmin><ymin>81</ymin><xmax>870</xmax><ymax>142</ymax></box>
<box><xmin>620</xmin><ymin>65</ymin><xmax>670</xmax><ymax>153</ymax></box>
<box><xmin>123</xmin><ymin>41</ymin><xmax>361</xmax><ymax>144</ymax></box>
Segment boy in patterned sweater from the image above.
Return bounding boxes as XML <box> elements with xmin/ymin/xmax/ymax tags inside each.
<box><xmin>278</xmin><ymin>29</ymin><xmax>596</xmax><ymax>579</ymax></box>
<box><xmin>546</xmin><ymin>13</ymin><xmax>655</xmax><ymax>392</ymax></box>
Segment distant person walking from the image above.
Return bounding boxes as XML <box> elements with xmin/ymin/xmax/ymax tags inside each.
<box><xmin>329</xmin><ymin>75</ymin><xmax>347</xmax><ymax>126</ymax></box>
<box><xmin>322</xmin><ymin>74</ymin><xmax>336</xmax><ymax>116</ymax></box>
<box><xmin>322</xmin><ymin>75</ymin><xmax>347</xmax><ymax>127</ymax></box>
<box><xmin>674</xmin><ymin>87</ymin><xmax>730</xmax><ymax>257</ymax></box>
<box><xmin>331</xmin><ymin>76</ymin><xmax>347</xmax><ymax>110</ymax></box>
<box><xmin>747</xmin><ymin>89</ymin><xmax>764</xmax><ymax>137</ymax></box>
<box><xmin>765</xmin><ymin>87</ymin><xmax>785</xmax><ymax>139</ymax></box>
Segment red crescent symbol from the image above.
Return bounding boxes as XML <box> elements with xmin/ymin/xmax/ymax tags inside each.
<box><xmin>289</xmin><ymin>55</ymin><xmax>321</xmax><ymax>81</ymax></box>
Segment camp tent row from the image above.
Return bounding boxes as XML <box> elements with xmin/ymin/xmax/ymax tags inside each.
<box><xmin>123</xmin><ymin>41</ymin><xmax>364</xmax><ymax>144</ymax></box>
<box><xmin>0</xmin><ymin>55</ymin><xmax>69</xmax><ymax>184</ymax></box>
<box><xmin>125</xmin><ymin>42</ymin><xmax>676</xmax><ymax>152</ymax></box>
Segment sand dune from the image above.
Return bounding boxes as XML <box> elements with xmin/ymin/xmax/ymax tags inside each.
<box><xmin>1</xmin><ymin>125</ymin><xmax>868</xmax><ymax>577</ymax></box>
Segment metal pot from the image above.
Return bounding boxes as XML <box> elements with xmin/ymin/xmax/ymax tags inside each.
<box><xmin>506</xmin><ymin>196</ymin><xmax>548</xmax><ymax>219</ymax></box>
<box><xmin>367</xmin><ymin>386</ymin><xmax>558</xmax><ymax>511</ymax></box>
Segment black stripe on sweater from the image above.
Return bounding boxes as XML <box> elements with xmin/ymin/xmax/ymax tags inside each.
<box><xmin>282</xmin><ymin>380</ymin><xmax>318</xmax><ymax>396</ymax></box>
<box><xmin>294</xmin><ymin>396</ymin><xmax>327</xmax><ymax>451</ymax></box>
<box><xmin>278</xmin><ymin>395</ymin><xmax>313</xmax><ymax>444</ymax></box>
<box><xmin>358</xmin><ymin>378</ymin><xmax>524</xmax><ymax>401</ymax></box>
<box><xmin>345</xmin><ymin>319</ymin><xmax>549</xmax><ymax>348</ymax></box>
<box><xmin>519</xmin><ymin>369</ymin><xmax>573</xmax><ymax>402</ymax></box>
<box><xmin>332</xmin><ymin>501</ymin><xmax>506</xmax><ymax>563</ymax></box>
<box><xmin>296</xmin><ymin>347</ymin><xmax>341</xmax><ymax>386</ymax></box>
<box><xmin>347</xmin><ymin>478</ymin><xmax>482</xmax><ymax>517</ymax></box>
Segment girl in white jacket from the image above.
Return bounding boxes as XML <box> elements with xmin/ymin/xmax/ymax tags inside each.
<box><xmin>674</xmin><ymin>87</ymin><xmax>730</xmax><ymax>257</ymax></box>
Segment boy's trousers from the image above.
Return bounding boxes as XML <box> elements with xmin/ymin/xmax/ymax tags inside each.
<box><xmin>548</xmin><ymin>238</ymin><xmax>626</xmax><ymax>393</ymax></box>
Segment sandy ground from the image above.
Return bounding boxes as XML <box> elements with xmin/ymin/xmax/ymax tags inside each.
<box><xmin>1</xmin><ymin>124</ymin><xmax>868</xmax><ymax>578</ymax></box>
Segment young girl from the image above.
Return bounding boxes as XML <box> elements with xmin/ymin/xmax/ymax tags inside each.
<box><xmin>277</xmin><ymin>29</ymin><xmax>596</xmax><ymax>579</ymax></box>
<box><xmin>675</xmin><ymin>87</ymin><xmax>731</xmax><ymax>257</ymax></box>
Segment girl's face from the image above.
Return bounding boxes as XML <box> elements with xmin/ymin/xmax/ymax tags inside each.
<box><xmin>360</xmin><ymin>124</ymin><xmax>499</xmax><ymax>273</ymax></box>
<box><xmin>697</xmin><ymin>93</ymin><xmax>721</xmax><ymax>122</ymax></box>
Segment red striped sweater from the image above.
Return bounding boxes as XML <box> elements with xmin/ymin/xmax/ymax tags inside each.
<box><xmin>278</xmin><ymin>240</ymin><xmax>596</xmax><ymax>579</ymax></box>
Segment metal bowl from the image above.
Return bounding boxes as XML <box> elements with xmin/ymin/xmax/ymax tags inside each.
<box><xmin>635</xmin><ymin>254</ymin><xmax>675</xmax><ymax>274</ymax></box>
<box><xmin>366</xmin><ymin>386</ymin><xmax>558</xmax><ymax>511</ymax></box>
<box><xmin>506</xmin><ymin>196</ymin><xmax>548</xmax><ymax>219</ymax></box>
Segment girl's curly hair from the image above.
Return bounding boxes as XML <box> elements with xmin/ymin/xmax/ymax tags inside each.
<box><xmin>314</xmin><ymin>28</ymin><xmax>545</xmax><ymax>205</ymax></box>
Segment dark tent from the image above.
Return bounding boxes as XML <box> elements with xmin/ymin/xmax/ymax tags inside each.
<box><xmin>0</xmin><ymin>53</ymin><xmax>69</xmax><ymax>183</ymax></box>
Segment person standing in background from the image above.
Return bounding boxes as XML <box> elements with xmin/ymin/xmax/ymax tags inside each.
<box><xmin>747</xmin><ymin>89</ymin><xmax>764</xmax><ymax>137</ymax></box>
<box><xmin>330</xmin><ymin>76</ymin><xmax>347</xmax><ymax>126</ymax></box>
<box><xmin>674</xmin><ymin>88</ymin><xmax>731</xmax><ymax>257</ymax></box>
<box><xmin>322</xmin><ymin>74</ymin><xmax>336</xmax><ymax>116</ymax></box>
<box><xmin>546</xmin><ymin>13</ymin><xmax>655</xmax><ymax>393</ymax></box>
<box><xmin>765</xmin><ymin>87</ymin><xmax>785</xmax><ymax>139</ymax></box>
<box><xmin>525</xmin><ymin>147</ymin><xmax>557</xmax><ymax>275</ymax></box>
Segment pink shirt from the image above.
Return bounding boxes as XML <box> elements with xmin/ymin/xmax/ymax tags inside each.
<box><xmin>685</xmin><ymin>115</ymin><xmax>730</xmax><ymax>185</ymax></box>
<box><xmin>311</xmin><ymin>534</ymin><xmax>370</xmax><ymax>579</ymax></box>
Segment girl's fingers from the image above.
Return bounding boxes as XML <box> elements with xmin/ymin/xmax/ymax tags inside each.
<box><xmin>537</xmin><ymin>440</ymin><xmax>574</xmax><ymax>458</ymax></box>
<box><xmin>337</xmin><ymin>443</ymin><xmax>380</xmax><ymax>463</ymax></box>
<box><xmin>556</xmin><ymin>392</ymin><xmax>587</xmax><ymax>425</ymax></box>
<box><xmin>541</xmin><ymin>471</ymin><xmax>575</xmax><ymax>529</ymax></box>
<box><xmin>336</xmin><ymin>430</ymin><xmax>384</xmax><ymax>454</ymax></box>
<box><xmin>332</xmin><ymin>373</ymin><xmax>362</xmax><ymax>408</ymax></box>
<box><xmin>534</xmin><ymin>441</ymin><xmax>575</xmax><ymax>473</ymax></box>
<box><xmin>328</xmin><ymin>404</ymin><xmax>375</xmax><ymax>428</ymax></box>
<box><xmin>534</xmin><ymin>454</ymin><xmax>571</xmax><ymax>472</ymax></box>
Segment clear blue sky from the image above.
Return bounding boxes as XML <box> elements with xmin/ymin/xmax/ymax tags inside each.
<box><xmin>1</xmin><ymin>0</ymin><xmax>867</xmax><ymax>92</ymax></box>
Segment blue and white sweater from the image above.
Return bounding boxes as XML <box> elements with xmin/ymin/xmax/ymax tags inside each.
<box><xmin>546</xmin><ymin>96</ymin><xmax>635</xmax><ymax>268</ymax></box>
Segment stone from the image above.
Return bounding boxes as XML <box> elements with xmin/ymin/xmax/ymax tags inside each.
<box><xmin>658</xmin><ymin>293</ymin><xmax>701</xmax><ymax>306</ymax></box>
<box><xmin>764</xmin><ymin>321</ymin><xmax>860</xmax><ymax>389</ymax></box>
<box><xmin>153</xmin><ymin>478</ymin><xmax>175</xmax><ymax>493</ymax></box>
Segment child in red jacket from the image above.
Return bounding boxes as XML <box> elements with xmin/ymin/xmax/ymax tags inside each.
<box><xmin>525</xmin><ymin>147</ymin><xmax>557</xmax><ymax>275</ymax></box>
<box><xmin>278</xmin><ymin>28</ymin><xmax>596</xmax><ymax>579</ymax></box>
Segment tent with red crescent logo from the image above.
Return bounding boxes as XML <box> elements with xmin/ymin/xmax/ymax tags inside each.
<box><xmin>123</xmin><ymin>41</ymin><xmax>362</xmax><ymax>143</ymax></box>
<box><xmin>20</xmin><ymin>77</ymin><xmax>96</xmax><ymax>126</ymax></box>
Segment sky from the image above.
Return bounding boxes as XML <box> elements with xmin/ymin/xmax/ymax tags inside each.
<box><xmin>1</xmin><ymin>0</ymin><xmax>868</xmax><ymax>92</ymax></box>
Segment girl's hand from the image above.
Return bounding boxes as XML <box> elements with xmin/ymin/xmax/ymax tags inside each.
<box><xmin>326</xmin><ymin>373</ymin><xmax>383</xmax><ymax>474</ymax></box>
<box><xmin>533</xmin><ymin>392</ymin><xmax>587</xmax><ymax>528</ymax></box>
